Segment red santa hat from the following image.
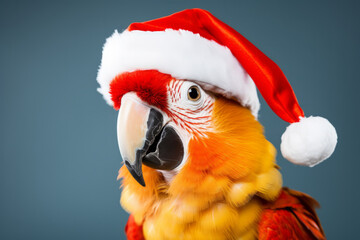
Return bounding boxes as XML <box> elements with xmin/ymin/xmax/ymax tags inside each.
<box><xmin>97</xmin><ymin>8</ymin><xmax>337</xmax><ymax>167</ymax></box>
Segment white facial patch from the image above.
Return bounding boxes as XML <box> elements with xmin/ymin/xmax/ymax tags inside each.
<box><xmin>159</xmin><ymin>80</ymin><xmax>215</xmax><ymax>182</ymax></box>
<box><xmin>167</xmin><ymin>80</ymin><xmax>215</xmax><ymax>136</ymax></box>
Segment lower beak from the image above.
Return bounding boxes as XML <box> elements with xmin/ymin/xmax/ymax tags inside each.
<box><xmin>117</xmin><ymin>93</ymin><xmax>164</xmax><ymax>187</ymax></box>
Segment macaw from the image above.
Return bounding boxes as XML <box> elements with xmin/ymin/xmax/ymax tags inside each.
<box><xmin>97</xmin><ymin>8</ymin><xmax>336</xmax><ymax>240</ymax></box>
<box><xmin>112</xmin><ymin>70</ymin><xmax>324</xmax><ymax>240</ymax></box>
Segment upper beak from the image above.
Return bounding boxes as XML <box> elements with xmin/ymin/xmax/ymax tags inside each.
<box><xmin>117</xmin><ymin>93</ymin><xmax>164</xmax><ymax>187</ymax></box>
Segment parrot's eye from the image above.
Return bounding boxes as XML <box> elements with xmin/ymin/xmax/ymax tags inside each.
<box><xmin>187</xmin><ymin>86</ymin><xmax>201</xmax><ymax>101</ymax></box>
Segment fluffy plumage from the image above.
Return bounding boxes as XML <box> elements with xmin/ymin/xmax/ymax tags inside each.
<box><xmin>109</xmin><ymin>70</ymin><xmax>171</xmax><ymax>111</ymax></box>
<box><xmin>119</xmin><ymin>97</ymin><xmax>283</xmax><ymax>240</ymax></box>
<box><xmin>96</xmin><ymin>8</ymin><xmax>332</xmax><ymax>239</ymax></box>
<box><xmin>111</xmin><ymin>73</ymin><xmax>324</xmax><ymax>239</ymax></box>
<box><xmin>125</xmin><ymin>188</ymin><xmax>325</xmax><ymax>240</ymax></box>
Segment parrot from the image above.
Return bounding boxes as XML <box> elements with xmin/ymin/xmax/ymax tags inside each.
<box><xmin>96</xmin><ymin>8</ymin><xmax>336</xmax><ymax>240</ymax></box>
<box><xmin>112</xmin><ymin>70</ymin><xmax>325</xmax><ymax>240</ymax></box>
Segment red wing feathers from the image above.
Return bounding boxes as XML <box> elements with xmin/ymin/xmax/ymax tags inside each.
<box><xmin>258</xmin><ymin>188</ymin><xmax>325</xmax><ymax>240</ymax></box>
<box><xmin>125</xmin><ymin>215</ymin><xmax>145</xmax><ymax>240</ymax></box>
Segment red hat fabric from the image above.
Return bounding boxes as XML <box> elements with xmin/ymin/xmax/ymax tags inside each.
<box><xmin>97</xmin><ymin>8</ymin><xmax>337</xmax><ymax>166</ymax></box>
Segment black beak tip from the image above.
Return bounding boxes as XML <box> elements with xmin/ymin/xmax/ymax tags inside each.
<box><xmin>124</xmin><ymin>160</ymin><xmax>146</xmax><ymax>187</ymax></box>
<box><xmin>135</xmin><ymin>175</ymin><xmax>146</xmax><ymax>187</ymax></box>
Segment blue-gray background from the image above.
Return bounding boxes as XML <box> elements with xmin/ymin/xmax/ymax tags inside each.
<box><xmin>1</xmin><ymin>0</ymin><xmax>358</xmax><ymax>239</ymax></box>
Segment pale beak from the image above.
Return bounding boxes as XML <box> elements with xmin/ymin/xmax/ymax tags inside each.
<box><xmin>117</xmin><ymin>93</ymin><xmax>184</xmax><ymax>187</ymax></box>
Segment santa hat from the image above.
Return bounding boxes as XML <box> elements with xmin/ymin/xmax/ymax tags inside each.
<box><xmin>97</xmin><ymin>8</ymin><xmax>337</xmax><ymax>167</ymax></box>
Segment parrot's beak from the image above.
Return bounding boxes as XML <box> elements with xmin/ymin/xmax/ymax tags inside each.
<box><xmin>117</xmin><ymin>93</ymin><xmax>184</xmax><ymax>187</ymax></box>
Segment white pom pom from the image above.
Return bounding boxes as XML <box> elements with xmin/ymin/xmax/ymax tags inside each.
<box><xmin>280</xmin><ymin>116</ymin><xmax>337</xmax><ymax>167</ymax></box>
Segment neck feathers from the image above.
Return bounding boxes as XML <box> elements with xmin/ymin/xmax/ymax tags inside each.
<box><xmin>119</xmin><ymin>97</ymin><xmax>282</xmax><ymax>239</ymax></box>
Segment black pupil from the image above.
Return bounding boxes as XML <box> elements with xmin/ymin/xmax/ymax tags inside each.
<box><xmin>189</xmin><ymin>87</ymin><xmax>199</xmax><ymax>100</ymax></box>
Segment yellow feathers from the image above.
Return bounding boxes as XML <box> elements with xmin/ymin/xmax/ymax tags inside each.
<box><xmin>119</xmin><ymin>97</ymin><xmax>282</xmax><ymax>239</ymax></box>
<box><xmin>256</xmin><ymin>168</ymin><xmax>282</xmax><ymax>201</ymax></box>
<box><xmin>227</xmin><ymin>181</ymin><xmax>257</xmax><ymax>207</ymax></box>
